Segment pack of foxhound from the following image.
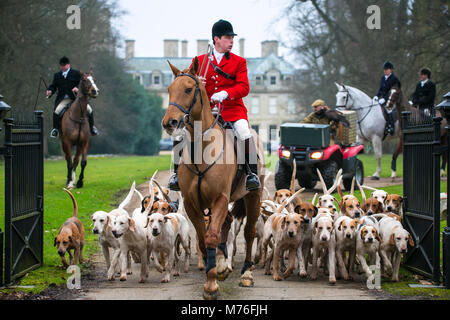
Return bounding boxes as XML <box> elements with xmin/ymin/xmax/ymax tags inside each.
<box><xmin>56</xmin><ymin>164</ymin><xmax>412</xmax><ymax>288</ymax></box>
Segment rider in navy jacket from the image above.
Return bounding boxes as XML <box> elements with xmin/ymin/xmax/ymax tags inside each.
<box><xmin>374</xmin><ymin>61</ymin><xmax>399</xmax><ymax>135</ymax></box>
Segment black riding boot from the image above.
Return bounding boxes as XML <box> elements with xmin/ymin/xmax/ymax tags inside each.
<box><xmin>386</xmin><ymin>109</ymin><xmax>395</xmax><ymax>135</ymax></box>
<box><xmin>168</xmin><ymin>139</ymin><xmax>182</xmax><ymax>191</ymax></box>
<box><xmin>88</xmin><ymin>112</ymin><xmax>99</xmax><ymax>136</ymax></box>
<box><xmin>50</xmin><ymin>113</ymin><xmax>60</xmax><ymax>138</ymax></box>
<box><xmin>244</xmin><ymin>137</ymin><xmax>261</xmax><ymax>191</ymax></box>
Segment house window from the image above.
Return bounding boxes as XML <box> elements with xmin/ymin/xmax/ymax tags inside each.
<box><xmin>270</xmin><ymin>76</ymin><xmax>276</xmax><ymax>85</ymax></box>
<box><xmin>154</xmin><ymin>76</ymin><xmax>160</xmax><ymax>85</ymax></box>
<box><xmin>288</xmin><ymin>98</ymin><xmax>296</xmax><ymax>114</ymax></box>
<box><xmin>255</xmin><ymin>76</ymin><xmax>262</xmax><ymax>85</ymax></box>
<box><xmin>251</xmin><ymin>97</ymin><xmax>259</xmax><ymax>114</ymax></box>
<box><xmin>269</xmin><ymin>125</ymin><xmax>277</xmax><ymax>141</ymax></box>
<box><xmin>269</xmin><ymin>97</ymin><xmax>277</xmax><ymax>114</ymax></box>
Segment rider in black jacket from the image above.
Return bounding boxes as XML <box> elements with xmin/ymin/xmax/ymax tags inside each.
<box><xmin>46</xmin><ymin>56</ymin><xmax>98</xmax><ymax>138</ymax></box>
<box><xmin>412</xmin><ymin>68</ymin><xmax>436</xmax><ymax>115</ymax></box>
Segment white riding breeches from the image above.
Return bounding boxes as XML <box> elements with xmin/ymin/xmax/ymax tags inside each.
<box><xmin>55</xmin><ymin>99</ymin><xmax>92</xmax><ymax>115</ymax></box>
<box><xmin>233</xmin><ymin>119</ymin><xmax>252</xmax><ymax>141</ymax></box>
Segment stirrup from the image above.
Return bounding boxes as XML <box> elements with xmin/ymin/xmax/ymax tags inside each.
<box><xmin>90</xmin><ymin>126</ymin><xmax>99</xmax><ymax>136</ymax></box>
<box><xmin>246</xmin><ymin>173</ymin><xmax>261</xmax><ymax>191</ymax></box>
<box><xmin>50</xmin><ymin>128</ymin><xmax>59</xmax><ymax>138</ymax></box>
<box><xmin>168</xmin><ymin>174</ymin><xmax>180</xmax><ymax>191</ymax></box>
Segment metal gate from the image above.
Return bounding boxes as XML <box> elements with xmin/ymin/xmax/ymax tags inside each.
<box><xmin>402</xmin><ymin>111</ymin><xmax>442</xmax><ymax>283</ymax></box>
<box><xmin>1</xmin><ymin>110</ymin><xmax>44</xmax><ymax>284</ymax></box>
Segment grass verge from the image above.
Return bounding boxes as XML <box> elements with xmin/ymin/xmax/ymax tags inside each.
<box><xmin>0</xmin><ymin>155</ymin><xmax>171</xmax><ymax>294</ymax></box>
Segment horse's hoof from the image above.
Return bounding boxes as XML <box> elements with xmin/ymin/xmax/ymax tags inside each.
<box><xmin>76</xmin><ymin>180</ymin><xmax>83</xmax><ymax>188</ymax></box>
<box><xmin>217</xmin><ymin>268</ymin><xmax>231</xmax><ymax>281</ymax></box>
<box><xmin>370</xmin><ymin>176</ymin><xmax>380</xmax><ymax>180</ymax></box>
<box><xmin>203</xmin><ymin>289</ymin><xmax>219</xmax><ymax>300</ymax></box>
<box><xmin>239</xmin><ymin>270</ymin><xmax>254</xmax><ymax>287</ymax></box>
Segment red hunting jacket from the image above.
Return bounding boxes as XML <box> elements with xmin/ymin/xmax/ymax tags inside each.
<box><xmin>192</xmin><ymin>52</ymin><xmax>250</xmax><ymax>122</ymax></box>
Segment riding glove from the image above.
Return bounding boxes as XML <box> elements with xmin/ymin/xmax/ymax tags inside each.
<box><xmin>378</xmin><ymin>98</ymin><xmax>385</xmax><ymax>105</ymax></box>
<box><xmin>211</xmin><ymin>91</ymin><xmax>228</xmax><ymax>103</ymax></box>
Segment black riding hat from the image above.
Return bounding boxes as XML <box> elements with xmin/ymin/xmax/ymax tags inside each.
<box><xmin>212</xmin><ymin>20</ymin><xmax>237</xmax><ymax>40</ymax></box>
<box><xmin>383</xmin><ymin>61</ymin><xmax>394</xmax><ymax>70</ymax></box>
<box><xmin>59</xmin><ymin>56</ymin><xmax>70</xmax><ymax>66</ymax></box>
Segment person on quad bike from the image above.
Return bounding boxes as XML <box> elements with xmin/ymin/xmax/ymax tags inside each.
<box><xmin>301</xmin><ymin>99</ymin><xmax>332</xmax><ymax>125</ymax></box>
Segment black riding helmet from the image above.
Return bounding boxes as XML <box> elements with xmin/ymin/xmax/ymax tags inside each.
<box><xmin>383</xmin><ymin>61</ymin><xmax>394</xmax><ymax>70</ymax></box>
<box><xmin>212</xmin><ymin>19</ymin><xmax>237</xmax><ymax>40</ymax></box>
<box><xmin>59</xmin><ymin>56</ymin><xmax>70</xmax><ymax>66</ymax></box>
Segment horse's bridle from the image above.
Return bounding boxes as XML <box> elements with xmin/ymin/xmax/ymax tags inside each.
<box><xmin>168</xmin><ymin>73</ymin><xmax>201</xmax><ymax>129</ymax></box>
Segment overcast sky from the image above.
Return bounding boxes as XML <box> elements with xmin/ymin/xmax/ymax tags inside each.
<box><xmin>113</xmin><ymin>0</ymin><xmax>297</xmax><ymax>65</ymax></box>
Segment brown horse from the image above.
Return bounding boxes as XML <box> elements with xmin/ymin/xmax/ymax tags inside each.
<box><xmin>60</xmin><ymin>71</ymin><xmax>99</xmax><ymax>189</ymax></box>
<box><xmin>387</xmin><ymin>83</ymin><xmax>447</xmax><ymax>180</ymax></box>
<box><xmin>162</xmin><ymin>58</ymin><xmax>265</xmax><ymax>300</ymax></box>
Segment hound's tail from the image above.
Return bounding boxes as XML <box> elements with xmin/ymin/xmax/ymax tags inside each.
<box><xmin>63</xmin><ymin>188</ymin><xmax>78</xmax><ymax>217</ymax></box>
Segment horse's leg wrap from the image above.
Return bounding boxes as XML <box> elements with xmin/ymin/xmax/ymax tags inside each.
<box><xmin>241</xmin><ymin>260</ymin><xmax>254</xmax><ymax>274</ymax></box>
<box><xmin>205</xmin><ymin>248</ymin><xmax>216</xmax><ymax>274</ymax></box>
<box><xmin>218</xmin><ymin>242</ymin><xmax>228</xmax><ymax>259</ymax></box>
<box><xmin>391</xmin><ymin>157</ymin><xmax>396</xmax><ymax>171</ymax></box>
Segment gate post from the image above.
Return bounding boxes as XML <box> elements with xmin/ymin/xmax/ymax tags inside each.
<box><xmin>432</xmin><ymin>116</ymin><xmax>442</xmax><ymax>284</ymax></box>
<box><xmin>437</xmin><ymin>91</ymin><xmax>450</xmax><ymax>289</ymax></box>
<box><xmin>3</xmin><ymin>117</ymin><xmax>13</xmax><ymax>285</ymax></box>
<box><xmin>35</xmin><ymin>110</ymin><xmax>44</xmax><ymax>266</ymax></box>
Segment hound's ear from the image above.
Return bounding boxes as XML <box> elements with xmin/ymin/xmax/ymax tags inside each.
<box><xmin>164</xmin><ymin>216</ymin><xmax>170</xmax><ymax>223</ymax></box>
<box><xmin>353</xmin><ymin>218</ymin><xmax>362</xmax><ymax>225</ymax></box>
<box><xmin>54</xmin><ymin>237</ymin><xmax>57</xmax><ymax>247</ymax></box>
<box><xmin>338</xmin><ymin>220</ymin><xmax>343</xmax><ymax>231</ymax></box>
<box><xmin>313</xmin><ymin>206</ymin><xmax>318</xmax><ymax>217</ymax></box>
<box><xmin>389</xmin><ymin>233</ymin><xmax>395</xmax><ymax>246</ymax></box>
<box><xmin>408</xmin><ymin>233</ymin><xmax>415</xmax><ymax>247</ymax></box>
<box><xmin>129</xmin><ymin>218</ymin><xmax>135</xmax><ymax>232</ymax></box>
<box><xmin>144</xmin><ymin>217</ymin><xmax>149</xmax><ymax>229</ymax></box>
<box><xmin>106</xmin><ymin>215</ymin><xmax>111</xmax><ymax>226</ymax></box>
<box><xmin>375</xmin><ymin>230</ymin><xmax>382</xmax><ymax>243</ymax></box>
<box><xmin>399</xmin><ymin>196</ymin><xmax>403</xmax><ymax>203</ymax></box>
<box><xmin>294</xmin><ymin>205</ymin><xmax>301</xmax><ymax>214</ymax></box>
<box><xmin>189</xmin><ymin>56</ymin><xmax>199</xmax><ymax>76</ymax></box>
<box><xmin>68</xmin><ymin>235</ymin><xmax>73</xmax><ymax>243</ymax></box>
<box><xmin>168</xmin><ymin>60</ymin><xmax>181</xmax><ymax>77</ymax></box>
<box><xmin>281</xmin><ymin>216</ymin><xmax>287</xmax><ymax>230</ymax></box>
<box><xmin>273</xmin><ymin>192</ymin><xmax>278</xmax><ymax>201</ymax></box>
<box><xmin>312</xmin><ymin>221</ymin><xmax>318</xmax><ymax>235</ymax></box>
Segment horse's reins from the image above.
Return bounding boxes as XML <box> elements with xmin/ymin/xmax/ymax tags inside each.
<box><xmin>168</xmin><ymin>72</ymin><xmax>226</xmax><ymax>215</ymax></box>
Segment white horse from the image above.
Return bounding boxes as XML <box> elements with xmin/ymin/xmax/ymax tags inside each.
<box><xmin>335</xmin><ymin>83</ymin><xmax>400</xmax><ymax>180</ymax></box>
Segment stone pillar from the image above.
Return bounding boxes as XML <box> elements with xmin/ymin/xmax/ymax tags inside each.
<box><xmin>125</xmin><ymin>40</ymin><xmax>135</xmax><ymax>60</ymax></box>
<box><xmin>239</xmin><ymin>38</ymin><xmax>245</xmax><ymax>57</ymax></box>
<box><xmin>164</xmin><ymin>39</ymin><xmax>179</xmax><ymax>57</ymax></box>
<box><xmin>261</xmin><ymin>40</ymin><xmax>278</xmax><ymax>57</ymax></box>
<box><xmin>181</xmin><ymin>40</ymin><xmax>188</xmax><ymax>57</ymax></box>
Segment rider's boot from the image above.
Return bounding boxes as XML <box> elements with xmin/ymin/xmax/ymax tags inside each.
<box><xmin>244</xmin><ymin>137</ymin><xmax>261</xmax><ymax>191</ymax></box>
<box><xmin>88</xmin><ymin>112</ymin><xmax>99</xmax><ymax>136</ymax></box>
<box><xmin>168</xmin><ymin>139</ymin><xmax>181</xmax><ymax>191</ymax></box>
<box><xmin>168</xmin><ymin>163</ymin><xmax>180</xmax><ymax>191</ymax></box>
<box><xmin>50</xmin><ymin>113</ymin><xmax>60</xmax><ymax>138</ymax></box>
<box><xmin>386</xmin><ymin>110</ymin><xmax>395</xmax><ymax>135</ymax></box>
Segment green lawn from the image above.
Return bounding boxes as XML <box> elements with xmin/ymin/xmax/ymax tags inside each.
<box><xmin>0</xmin><ymin>155</ymin><xmax>171</xmax><ymax>294</ymax></box>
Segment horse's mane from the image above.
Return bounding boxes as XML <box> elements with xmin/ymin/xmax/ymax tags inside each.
<box><xmin>342</xmin><ymin>84</ymin><xmax>372</xmax><ymax>102</ymax></box>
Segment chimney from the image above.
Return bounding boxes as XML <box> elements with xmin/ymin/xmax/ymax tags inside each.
<box><xmin>261</xmin><ymin>40</ymin><xmax>278</xmax><ymax>57</ymax></box>
<box><xmin>239</xmin><ymin>38</ymin><xmax>245</xmax><ymax>57</ymax></box>
<box><xmin>181</xmin><ymin>40</ymin><xmax>188</xmax><ymax>57</ymax></box>
<box><xmin>125</xmin><ymin>40</ymin><xmax>135</xmax><ymax>60</ymax></box>
<box><xmin>197</xmin><ymin>39</ymin><xmax>209</xmax><ymax>56</ymax></box>
<box><xmin>164</xmin><ymin>39</ymin><xmax>179</xmax><ymax>57</ymax></box>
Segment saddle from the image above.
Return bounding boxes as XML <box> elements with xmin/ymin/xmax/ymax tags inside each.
<box><xmin>58</xmin><ymin>101</ymin><xmax>73</xmax><ymax>118</ymax></box>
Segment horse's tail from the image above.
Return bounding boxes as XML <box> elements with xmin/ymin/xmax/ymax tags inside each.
<box><xmin>63</xmin><ymin>188</ymin><xmax>78</xmax><ymax>217</ymax></box>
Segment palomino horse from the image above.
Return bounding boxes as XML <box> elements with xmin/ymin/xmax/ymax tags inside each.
<box><xmin>386</xmin><ymin>83</ymin><xmax>447</xmax><ymax>178</ymax></box>
<box><xmin>60</xmin><ymin>71</ymin><xmax>99</xmax><ymax>188</ymax></box>
<box><xmin>335</xmin><ymin>83</ymin><xmax>401</xmax><ymax>180</ymax></box>
<box><xmin>162</xmin><ymin>58</ymin><xmax>264</xmax><ymax>300</ymax></box>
